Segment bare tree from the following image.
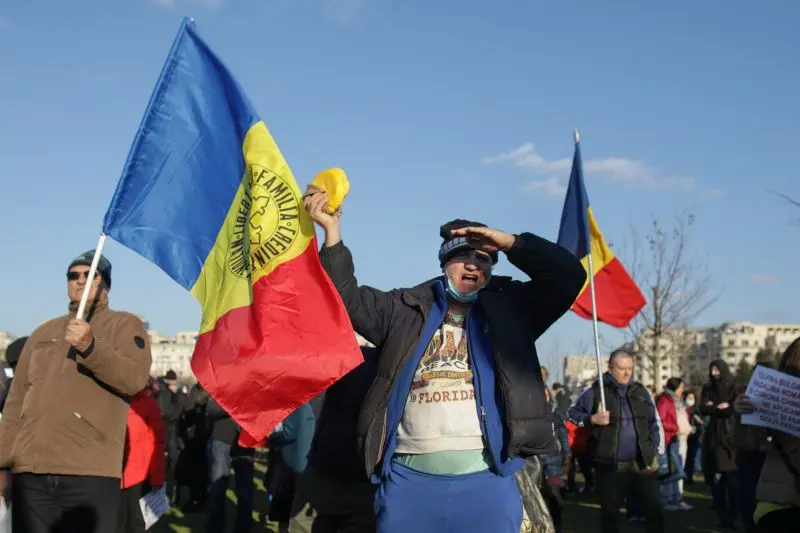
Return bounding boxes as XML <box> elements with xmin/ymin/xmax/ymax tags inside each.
<box><xmin>768</xmin><ymin>189</ymin><xmax>800</xmax><ymax>224</ymax></box>
<box><xmin>625</xmin><ymin>212</ymin><xmax>719</xmax><ymax>388</ymax></box>
<box><xmin>542</xmin><ymin>338</ymin><xmax>593</xmax><ymax>387</ymax></box>
<box><xmin>541</xmin><ymin>338</ymin><xmax>564</xmax><ymax>384</ymax></box>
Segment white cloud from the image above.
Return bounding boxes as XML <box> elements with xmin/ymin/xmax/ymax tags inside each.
<box><xmin>522</xmin><ymin>177</ymin><xmax>567</xmax><ymax>197</ymax></box>
<box><xmin>748</xmin><ymin>275</ymin><xmax>777</xmax><ymax>286</ymax></box>
<box><xmin>484</xmin><ymin>142</ymin><xmax>698</xmax><ymax>194</ymax></box>
<box><xmin>483</xmin><ymin>143</ymin><xmax>570</xmax><ymax>174</ymax></box>
<box><xmin>703</xmin><ymin>188</ymin><xmax>724</xmax><ymax>198</ymax></box>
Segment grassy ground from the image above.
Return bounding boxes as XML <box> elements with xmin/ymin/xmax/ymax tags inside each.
<box><xmin>152</xmin><ymin>467</ymin><xmax>726</xmax><ymax>533</ymax></box>
<box><xmin>561</xmin><ymin>483</ymin><xmax>725</xmax><ymax>533</ymax></box>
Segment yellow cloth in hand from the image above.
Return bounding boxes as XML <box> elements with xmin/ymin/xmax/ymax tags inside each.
<box><xmin>311</xmin><ymin>168</ymin><xmax>350</xmax><ymax>214</ymax></box>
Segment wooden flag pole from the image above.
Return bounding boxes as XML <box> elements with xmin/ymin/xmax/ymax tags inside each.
<box><xmin>576</xmin><ymin>128</ymin><xmax>607</xmax><ymax>411</ymax></box>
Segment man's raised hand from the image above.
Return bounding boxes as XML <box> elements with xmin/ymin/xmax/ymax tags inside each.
<box><xmin>449</xmin><ymin>226</ymin><xmax>515</xmax><ymax>253</ymax></box>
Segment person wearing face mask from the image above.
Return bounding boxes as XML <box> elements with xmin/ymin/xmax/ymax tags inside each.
<box><xmin>700</xmin><ymin>360</ymin><xmax>740</xmax><ymax>529</ymax></box>
<box><xmin>682</xmin><ymin>390</ymin><xmax>704</xmax><ymax>486</ymax></box>
<box><xmin>303</xmin><ymin>187</ymin><xmax>586</xmax><ymax>533</ymax></box>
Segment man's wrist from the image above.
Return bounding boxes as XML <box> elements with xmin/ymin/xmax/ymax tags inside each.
<box><xmin>501</xmin><ymin>234</ymin><xmax>517</xmax><ymax>252</ymax></box>
<box><xmin>77</xmin><ymin>337</ymin><xmax>95</xmax><ymax>358</ymax></box>
<box><xmin>324</xmin><ymin>225</ymin><xmax>341</xmax><ymax>248</ymax></box>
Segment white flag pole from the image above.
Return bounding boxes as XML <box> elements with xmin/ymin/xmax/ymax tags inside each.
<box><xmin>75</xmin><ymin>234</ymin><xmax>108</xmax><ymax>321</ymax></box>
<box><xmin>576</xmin><ymin>129</ymin><xmax>607</xmax><ymax>412</ymax></box>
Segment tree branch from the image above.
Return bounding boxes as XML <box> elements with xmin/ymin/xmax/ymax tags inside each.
<box><xmin>767</xmin><ymin>188</ymin><xmax>800</xmax><ymax>225</ymax></box>
<box><xmin>622</xmin><ymin>212</ymin><xmax>719</xmax><ymax>386</ymax></box>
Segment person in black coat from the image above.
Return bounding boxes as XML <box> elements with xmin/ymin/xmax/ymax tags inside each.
<box><xmin>303</xmin><ymin>186</ymin><xmax>586</xmax><ymax>533</ymax></box>
<box><xmin>156</xmin><ymin>370</ymin><xmax>185</xmax><ymax>506</ymax></box>
<box><xmin>175</xmin><ymin>383</ymin><xmax>210</xmax><ymax>511</ymax></box>
<box><xmin>700</xmin><ymin>359</ymin><xmax>740</xmax><ymax>529</ymax></box>
<box><xmin>0</xmin><ymin>337</ymin><xmax>27</xmax><ymax>413</ymax></box>
<box><xmin>292</xmin><ymin>345</ymin><xmax>379</xmax><ymax>533</ymax></box>
<box><xmin>205</xmin><ymin>396</ymin><xmax>255</xmax><ymax>533</ymax></box>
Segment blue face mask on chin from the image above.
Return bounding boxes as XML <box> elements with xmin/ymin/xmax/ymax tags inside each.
<box><xmin>444</xmin><ymin>272</ymin><xmax>490</xmax><ymax>303</ymax></box>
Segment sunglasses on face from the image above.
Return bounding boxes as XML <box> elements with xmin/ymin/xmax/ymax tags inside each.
<box><xmin>67</xmin><ymin>271</ymin><xmax>91</xmax><ymax>281</ymax></box>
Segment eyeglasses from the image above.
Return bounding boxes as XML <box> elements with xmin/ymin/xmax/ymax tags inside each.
<box><xmin>67</xmin><ymin>271</ymin><xmax>91</xmax><ymax>281</ymax></box>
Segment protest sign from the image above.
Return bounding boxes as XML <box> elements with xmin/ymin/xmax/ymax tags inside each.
<box><xmin>139</xmin><ymin>486</ymin><xmax>169</xmax><ymax>530</ymax></box>
<box><xmin>741</xmin><ymin>365</ymin><xmax>800</xmax><ymax>438</ymax></box>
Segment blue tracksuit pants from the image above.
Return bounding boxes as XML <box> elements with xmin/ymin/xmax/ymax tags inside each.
<box><xmin>375</xmin><ymin>461</ymin><xmax>524</xmax><ymax>533</ymax></box>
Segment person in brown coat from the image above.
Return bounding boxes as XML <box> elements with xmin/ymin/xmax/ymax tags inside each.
<box><xmin>0</xmin><ymin>249</ymin><xmax>152</xmax><ymax>533</ymax></box>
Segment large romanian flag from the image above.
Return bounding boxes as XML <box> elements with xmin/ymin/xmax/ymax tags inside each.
<box><xmin>102</xmin><ymin>18</ymin><xmax>363</xmax><ymax>443</ymax></box>
<box><xmin>557</xmin><ymin>139</ymin><xmax>645</xmax><ymax>328</ymax></box>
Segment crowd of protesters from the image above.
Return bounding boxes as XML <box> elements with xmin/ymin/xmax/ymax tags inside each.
<box><xmin>0</xmin><ymin>208</ymin><xmax>798</xmax><ymax>533</ymax></box>
<box><xmin>550</xmin><ymin>342</ymin><xmax>800</xmax><ymax>533</ymax></box>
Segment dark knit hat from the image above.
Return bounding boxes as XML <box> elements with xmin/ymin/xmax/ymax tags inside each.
<box><xmin>164</xmin><ymin>369</ymin><xmax>178</xmax><ymax>381</ymax></box>
<box><xmin>438</xmin><ymin>219</ymin><xmax>499</xmax><ymax>267</ymax></box>
<box><xmin>5</xmin><ymin>336</ymin><xmax>28</xmax><ymax>369</ymax></box>
<box><xmin>67</xmin><ymin>249</ymin><xmax>112</xmax><ymax>289</ymax></box>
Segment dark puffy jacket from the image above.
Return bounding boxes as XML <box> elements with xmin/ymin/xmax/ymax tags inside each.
<box><xmin>308</xmin><ymin>346</ymin><xmax>378</xmax><ymax>481</ymax></box>
<box><xmin>0</xmin><ymin>337</ymin><xmax>27</xmax><ymax>413</ymax></box>
<box><xmin>319</xmin><ymin>232</ymin><xmax>585</xmax><ymax>477</ymax></box>
<box><xmin>206</xmin><ymin>397</ymin><xmax>240</xmax><ymax>445</ymax></box>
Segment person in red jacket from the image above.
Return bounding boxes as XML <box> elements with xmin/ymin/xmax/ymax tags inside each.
<box><xmin>655</xmin><ymin>377</ymin><xmax>691</xmax><ymax>511</ymax></box>
<box><xmin>118</xmin><ymin>378</ymin><xmax>166</xmax><ymax>533</ymax></box>
<box><xmin>656</xmin><ymin>388</ymin><xmax>678</xmax><ymax>447</ymax></box>
<box><xmin>565</xmin><ymin>419</ymin><xmax>593</xmax><ymax>494</ymax></box>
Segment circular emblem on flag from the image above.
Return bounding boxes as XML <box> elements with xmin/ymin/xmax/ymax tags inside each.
<box><xmin>228</xmin><ymin>164</ymin><xmax>301</xmax><ymax>278</ymax></box>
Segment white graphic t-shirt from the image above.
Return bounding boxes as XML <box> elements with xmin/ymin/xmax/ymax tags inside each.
<box><xmin>394</xmin><ymin>313</ymin><xmax>484</xmax><ymax>454</ymax></box>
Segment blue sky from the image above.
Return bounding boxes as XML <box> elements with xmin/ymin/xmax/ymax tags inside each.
<box><xmin>1</xmin><ymin>1</ymin><xmax>798</xmax><ymax>376</ymax></box>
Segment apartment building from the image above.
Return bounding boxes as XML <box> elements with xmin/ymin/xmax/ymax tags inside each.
<box><xmin>709</xmin><ymin>321</ymin><xmax>800</xmax><ymax>369</ymax></box>
<box><xmin>628</xmin><ymin>327</ymin><xmax>710</xmax><ymax>389</ymax></box>
<box><xmin>149</xmin><ymin>329</ymin><xmax>198</xmax><ymax>380</ymax></box>
<box><xmin>563</xmin><ymin>354</ymin><xmax>609</xmax><ymax>391</ymax></box>
<box><xmin>0</xmin><ymin>331</ymin><xmax>15</xmax><ymax>361</ymax></box>
<box><xmin>624</xmin><ymin>321</ymin><xmax>800</xmax><ymax>389</ymax></box>
<box><xmin>0</xmin><ymin>332</ymin><xmax>13</xmax><ymax>351</ymax></box>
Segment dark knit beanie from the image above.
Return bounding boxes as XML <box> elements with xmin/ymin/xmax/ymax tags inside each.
<box><xmin>438</xmin><ymin>219</ymin><xmax>499</xmax><ymax>267</ymax></box>
<box><xmin>5</xmin><ymin>336</ymin><xmax>28</xmax><ymax>369</ymax></box>
<box><xmin>67</xmin><ymin>249</ymin><xmax>112</xmax><ymax>289</ymax></box>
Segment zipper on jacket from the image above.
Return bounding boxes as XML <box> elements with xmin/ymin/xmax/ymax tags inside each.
<box><xmin>73</xmin><ymin>411</ymin><xmax>107</xmax><ymax>442</ymax></box>
<box><xmin>375</xmin><ymin>352</ymin><xmax>427</xmax><ymax>469</ymax></box>
<box><xmin>374</xmin><ymin>294</ymin><xmax>436</xmax><ymax>469</ymax></box>
<box><xmin>467</xmin><ymin>313</ymin><xmax>498</xmax><ymax>468</ymax></box>
<box><xmin>628</xmin><ymin>387</ymin><xmax>647</xmax><ymax>466</ymax></box>
<box><xmin>613</xmin><ymin>383</ymin><xmax>622</xmax><ymax>459</ymax></box>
